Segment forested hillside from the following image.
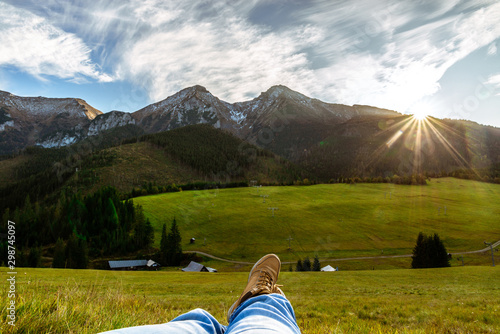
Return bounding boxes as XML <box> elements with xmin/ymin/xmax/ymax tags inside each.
<box><xmin>297</xmin><ymin>116</ymin><xmax>500</xmax><ymax>182</ymax></box>
<box><xmin>0</xmin><ymin>124</ymin><xmax>303</xmax><ymax>267</ymax></box>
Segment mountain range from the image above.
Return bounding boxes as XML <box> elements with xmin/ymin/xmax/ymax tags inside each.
<box><xmin>1</xmin><ymin>85</ymin><xmax>499</xmax><ymax>179</ymax></box>
<box><xmin>0</xmin><ymin>85</ymin><xmax>399</xmax><ymax>152</ymax></box>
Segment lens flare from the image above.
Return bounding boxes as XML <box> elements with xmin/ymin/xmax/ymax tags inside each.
<box><xmin>413</xmin><ymin>112</ymin><xmax>428</xmax><ymax>121</ymax></box>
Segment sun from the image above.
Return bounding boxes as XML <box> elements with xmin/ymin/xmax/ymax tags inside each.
<box><xmin>408</xmin><ymin>99</ymin><xmax>434</xmax><ymax>121</ymax></box>
<box><xmin>413</xmin><ymin>111</ymin><xmax>428</xmax><ymax>121</ymax></box>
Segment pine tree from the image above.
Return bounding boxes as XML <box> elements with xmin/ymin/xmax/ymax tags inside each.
<box><xmin>160</xmin><ymin>223</ymin><xmax>168</xmax><ymax>266</ymax></box>
<box><xmin>133</xmin><ymin>205</ymin><xmax>146</xmax><ymax>250</ymax></box>
<box><xmin>433</xmin><ymin>233</ymin><xmax>450</xmax><ymax>268</ymax></box>
<box><xmin>16</xmin><ymin>248</ymin><xmax>28</xmax><ymax>267</ymax></box>
<box><xmin>166</xmin><ymin>218</ymin><xmax>182</xmax><ymax>266</ymax></box>
<box><xmin>296</xmin><ymin>259</ymin><xmax>303</xmax><ymax>272</ymax></box>
<box><xmin>302</xmin><ymin>257</ymin><xmax>312</xmax><ymax>271</ymax></box>
<box><xmin>66</xmin><ymin>232</ymin><xmax>88</xmax><ymax>269</ymax></box>
<box><xmin>411</xmin><ymin>232</ymin><xmax>426</xmax><ymax>268</ymax></box>
<box><xmin>313</xmin><ymin>255</ymin><xmax>321</xmax><ymax>271</ymax></box>
<box><xmin>52</xmin><ymin>238</ymin><xmax>66</xmax><ymax>268</ymax></box>
<box><xmin>144</xmin><ymin>219</ymin><xmax>154</xmax><ymax>248</ymax></box>
<box><xmin>412</xmin><ymin>232</ymin><xmax>450</xmax><ymax>268</ymax></box>
<box><xmin>28</xmin><ymin>245</ymin><xmax>42</xmax><ymax>268</ymax></box>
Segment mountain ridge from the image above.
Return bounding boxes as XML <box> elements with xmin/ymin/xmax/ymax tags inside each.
<box><xmin>0</xmin><ymin>84</ymin><xmax>404</xmax><ymax>154</ymax></box>
<box><xmin>1</xmin><ymin>85</ymin><xmax>499</xmax><ymax>183</ymax></box>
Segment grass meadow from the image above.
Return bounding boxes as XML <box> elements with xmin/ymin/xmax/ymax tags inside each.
<box><xmin>134</xmin><ymin>178</ymin><xmax>500</xmax><ymax>267</ymax></box>
<box><xmin>1</xmin><ymin>266</ymin><xmax>499</xmax><ymax>333</ymax></box>
<box><xmin>2</xmin><ymin>178</ymin><xmax>498</xmax><ymax>332</ymax></box>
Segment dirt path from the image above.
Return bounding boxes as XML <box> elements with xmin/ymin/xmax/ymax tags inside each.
<box><xmin>185</xmin><ymin>239</ymin><xmax>500</xmax><ymax>265</ymax></box>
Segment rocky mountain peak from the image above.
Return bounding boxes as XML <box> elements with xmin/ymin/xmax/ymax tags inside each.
<box><xmin>0</xmin><ymin>91</ymin><xmax>102</xmax><ymax>121</ymax></box>
<box><xmin>132</xmin><ymin>84</ymin><xmax>234</xmax><ymax>133</ymax></box>
<box><xmin>74</xmin><ymin>98</ymin><xmax>103</xmax><ymax>120</ymax></box>
<box><xmin>190</xmin><ymin>85</ymin><xmax>209</xmax><ymax>93</ymax></box>
<box><xmin>262</xmin><ymin>85</ymin><xmax>303</xmax><ymax>98</ymax></box>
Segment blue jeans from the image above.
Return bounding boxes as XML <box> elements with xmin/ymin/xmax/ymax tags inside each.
<box><xmin>99</xmin><ymin>294</ymin><xmax>301</xmax><ymax>333</ymax></box>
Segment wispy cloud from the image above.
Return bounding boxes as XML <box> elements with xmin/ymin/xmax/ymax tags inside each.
<box><xmin>0</xmin><ymin>2</ymin><xmax>112</xmax><ymax>83</ymax></box>
<box><xmin>487</xmin><ymin>43</ymin><xmax>497</xmax><ymax>56</ymax></box>
<box><xmin>2</xmin><ymin>0</ymin><xmax>318</xmax><ymax>102</ymax></box>
<box><xmin>121</xmin><ymin>10</ymin><xmax>320</xmax><ymax>102</ymax></box>
<box><xmin>293</xmin><ymin>0</ymin><xmax>500</xmax><ymax>113</ymax></box>
<box><xmin>486</xmin><ymin>74</ymin><xmax>500</xmax><ymax>96</ymax></box>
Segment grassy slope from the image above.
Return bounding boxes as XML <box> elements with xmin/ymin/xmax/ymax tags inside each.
<box><xmin>76</xmin><ymin>141</ymin><xmax>292</xmax><ymax>194</ymax></box>
<box><xmin>78</xmin><ymin>142</ymin><xmax>204</xmax><ymax>194</ymax></box>
<box><xmin>134</xmin><ymin>178</ymin><xmax>500</xmax><ymax>265</ymax></box>
<box><xmin>1</xmin><ymin>266</ymin><xmax>498</xmax><ymax>333</ymax></box>
<box><xmin>0</xmin><ymin>140</ymin><xmax>294</xmax><ymax>199</ymax></box>
<box><xmin>0</xmin><ymin>140</ymin><xmax>291</xmax><ymax>201</ymax></box>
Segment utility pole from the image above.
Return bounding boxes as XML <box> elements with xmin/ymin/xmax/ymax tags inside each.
<box><xmin>484</xmin><ymin>241</ymin><xmax>495</xmax><ymax>266</ymax></box>
<box><xmin>268</xmin><ymin>207</ymin><xmax>278</xmax><ymax>217</ymax></box>
<box><xmin>286</xmin><ymin>236</ymin><xmax>293</xmax><ymax>250</ymax></box>
<box><xmin>260</xmin><ymin>195</ymin><xmax>269</xmax><ymax>203</ymax></box>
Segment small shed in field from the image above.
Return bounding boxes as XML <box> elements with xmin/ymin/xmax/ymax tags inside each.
<box><xmin>182</xmin><ymin>261</ymin><xmax>217</xmax><ymax>272</ymax></box>
<box><xmin>147</xmin><ymin>259</ymin><xmax>161</xmax><ymax>269</ymax></box>
<box><xmin>108</xmin><ymin>259</ymin><xmax>160</xmax><ymax>270</ymax></box>
<box><xmin>321</xmin><ymin>265</ymin><xmax>337</xmax><ymax>272</ymax></box>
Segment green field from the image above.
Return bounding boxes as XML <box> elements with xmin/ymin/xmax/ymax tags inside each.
<box><xmin>134</xmin><ymin>178</ymin><xmax>500</xmax><ymax>267</ymax></box>
<box><xmin>1</xmin><ymin>266</ymin><xmax>498</xmax><ymax>333</ymax></box>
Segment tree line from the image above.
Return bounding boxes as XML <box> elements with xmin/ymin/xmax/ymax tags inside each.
<box><xmin>0</xmin><ymin>186</ymin><xmax>153</xmax><ymax>268</ymax></box>
<box><xmin>295</xmin><ymin>256</ymin><xmax>321</xmax><ymax>272</ymax></box>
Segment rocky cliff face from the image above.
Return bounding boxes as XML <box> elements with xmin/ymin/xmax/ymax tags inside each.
<box><xmin>0</xmin><ymin>91</ymin><xmax>103</xmax><ymax>154</ymax></box>
<box><xmin>37</xmin><ymin>111</ymin><xmax>137</xmax><ymax>148</ymax></box>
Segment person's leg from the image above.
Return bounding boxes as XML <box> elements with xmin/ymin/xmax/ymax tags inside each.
<box><xmin>226</xmin><ymin>293</ymin><xmax>301</xmax><ymax>333</ymax></box>
<box><xmin>98</xmin><ymin>308</ymin><xmax>227</xmax><ymax>334</ymax></box>
<box><xmin>226</xmin><ymin>254</ymin><xmax>301</xmax><ymax>333</ymax></box>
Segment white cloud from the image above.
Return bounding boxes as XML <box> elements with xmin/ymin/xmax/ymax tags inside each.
<box><xmin>487</xmin><ymin>43</ymin><xmax>497</xmax><ymax>56</ymax></box>
<box><xmin>0</xmin><ymin>2</ymin><xmax>112</xmax><ymax>83</ymax></box>
<box><xmin>120</xmin><ymin>3</ymin><xmax>320</xmax><ymax>102</ymax></box>
<box><xmin>486</xmin><ymin>74</ymin><xmax>500</xmax><ymax>96</ymax></box>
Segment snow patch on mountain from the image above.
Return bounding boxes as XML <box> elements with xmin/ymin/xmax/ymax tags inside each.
<box><xmin>0</xmin><ymin>120</ymin><xmax>14</xmax><ymax>131</ymax></box>
<box><xmin>228</xmin><ymin>107</ymin><xmax>246</xmax><ymax>124</ymax></box>
<box><xmin>38</xmin><ymin>134</ymin><xmax>78</xmax><ymax>148</ymax></box>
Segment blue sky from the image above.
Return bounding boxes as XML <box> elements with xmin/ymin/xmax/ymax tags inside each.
<box><xmin>0</xmin><ymin>0</ymin><xmax>499</xmax><ymax>127</ymax></box>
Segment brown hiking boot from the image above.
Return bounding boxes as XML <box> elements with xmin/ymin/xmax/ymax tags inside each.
<box><xmin>227</xmin><ymin>254</ymin><xmax>285</xmax><ymax>321</ymax></box>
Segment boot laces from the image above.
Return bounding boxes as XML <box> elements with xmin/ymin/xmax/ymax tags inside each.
<box><xmin>256</xmin><ymin>270</ymin><xmax>282</xmax><ymax>293</ymax></box>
